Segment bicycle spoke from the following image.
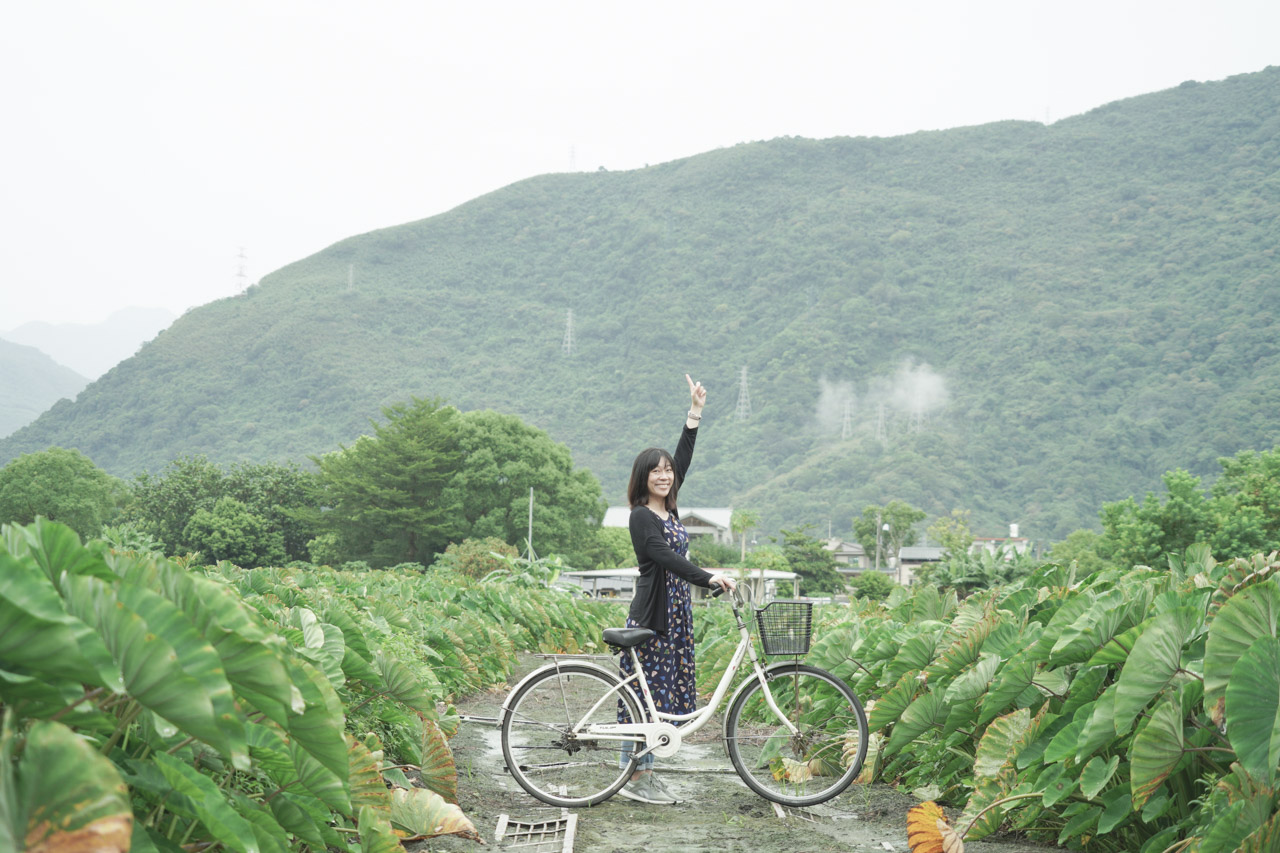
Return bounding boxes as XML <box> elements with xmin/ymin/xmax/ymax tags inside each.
<box><xmin>725</xmin><ymin>665</ymin><xmax>867</xmax><ymax>806</ymax></box>
<box><xmin>500</xmin><ymin>664</ymin><xmax>642</xmax><ymax>807</ymax></box>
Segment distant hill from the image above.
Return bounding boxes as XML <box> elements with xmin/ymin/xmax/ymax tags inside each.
<box><xmin>4</xmin><ymin>306</ymin><xmax>176</xmax><ymax>379</ymax></box>
<box><xmin>4</xmin><ymin>67</ymin><xmax>1280</xmax><ymax>542</ymax></box>
<box><xmin>0</xmin><ymin>339</ymin><xmax>88</xmax><ymax>439</ymax></box>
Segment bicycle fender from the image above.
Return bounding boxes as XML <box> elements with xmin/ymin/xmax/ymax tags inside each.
<box><xmin>721</xmin><ymin>661</ymin><xmax>815</xmax><ymax>740</ymax></box>
<box><xmin>500</xmin><ymin>660</ymin><xmax>644</xmax><ymax>719</ymax></box>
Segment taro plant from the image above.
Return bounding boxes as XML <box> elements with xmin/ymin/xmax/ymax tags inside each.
<box><xmin>806</xmin><ymin>545</ymin><xmax>1280</xmax><ymax>850</ymax></box>
<box><xmin>0</xmin><ymin>519</ymin><xmax>619</xmax><ymax>851</ymax></box>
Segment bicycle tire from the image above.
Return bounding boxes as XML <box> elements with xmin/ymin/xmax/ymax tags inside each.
<box><xmin>724</xmin><ymin>663</ymin><xmax>868</xmax><ymax>806</ymax></box>
<box><xmin>500</xmin><ymin>663</ymin><xmax>645</xmax><ymax>808</ymax></box>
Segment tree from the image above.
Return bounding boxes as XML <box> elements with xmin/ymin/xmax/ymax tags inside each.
<box><xmin>0</xmin><ymin>447</ymin><xmax>123</xmax><ymax>539</ymax></box>
<box><xmin>434</xmin><ymin>536</ymin><xmax>519</xmax><ymax>579</ymax></box>
<box><xmin>182</xmin><ymin>496</ymin><xmax>286</xmax><ymax>567</ymax></box>
<box><xmin>779</xmin><ymin>525</ymin><xmax>846</xmax><ymax>596</ymax></box>
<box><xmin>848</xmin><ymin>569</ymin><xmax>895</xmax><ymax>601</ymax></box>
<box><xmin>853</xmin><ymin>500</ymin><xmax>927</xmax><ymax>570</ymax></box>
<box><xmin>1046</xmin><ymin>529</ymin><xmax>1108</xmax><ymax>574</ymax></box>
<box><xmin>1099</xmin><ymin>469</ymin><xmax>1211</xmax><ymax>568</ymax></box>
<box><xmin>567</xmin><ymin>526</ymin><xmax>635</xmax><ymax>570</ymax></box>
<box><xmin>688</xmin><ymin>538</ymin><xmax>739</xmax><ymax>568</ymax></box>
<box><xmin>125</xmin><ymin>455</ymin><xmax>320</xmax><ymax>563</ymax></box>
<box><xmin>444</xmin><ymin>410</ymin><xmax>605</xmax><ymax>565</ymax></box>
<box><xmin>730</xmin><ymin>508</ymin><xmax>761</xmax><ymax>561</ymax></box>
<box><xmin>313</xmin><ymin>397</ymin><xmax>463</xmax><ymax>567</ymax></box>
<box><xmin>927</xmin><ymin>509</ymin><xmax>974</xmax><ymax>560</ymax></box>
<box><xmin>1208</xmin><ymin>446</ymin><xmax>1280</xmax><ymax>556</ymax></box>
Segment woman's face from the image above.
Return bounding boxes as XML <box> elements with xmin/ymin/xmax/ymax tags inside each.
<box><xmin>647</xmin><ymin>459</ymin><xmax>675</xmax><ymax>501</ymax></box>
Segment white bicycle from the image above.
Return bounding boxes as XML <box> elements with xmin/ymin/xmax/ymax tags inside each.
<box><xmin>499</xmin><ymin>587</ymin><xmax>868</xmax><ymax>808</ymax></box>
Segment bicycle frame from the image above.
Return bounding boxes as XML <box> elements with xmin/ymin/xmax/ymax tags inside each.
<box><xmin>526</xmin><ymin>592</ymin><xmax>800</xmax><ymax>764</ymax></box>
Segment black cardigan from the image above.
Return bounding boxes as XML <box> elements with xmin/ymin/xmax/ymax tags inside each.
<box><xmin>627</xmin><ymin>424</ymin><xmax>714</xmax><ymax>634</ymax></box>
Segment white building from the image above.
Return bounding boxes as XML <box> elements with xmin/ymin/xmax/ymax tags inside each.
<box><xmin>602</xmin><ymin>506</ymin><xmax>734</xmax><ymax>546</ymax></box>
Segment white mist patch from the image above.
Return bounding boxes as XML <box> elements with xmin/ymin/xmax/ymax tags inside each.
<box><xmin>819</xmin><ymin>360</ymin><xmax>949</xmax><ymax>438</ymax></box>
<box><xmin>815</xmin><ymin>378</ymin><xmax>856</xmax><ymax>435</ymax></box>
<box><xmin>889</xmin><ymin>361</ymin><xmax>949</xmax><ymax>428</ymax></box>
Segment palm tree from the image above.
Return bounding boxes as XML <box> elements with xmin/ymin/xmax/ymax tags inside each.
<box><xmin>730</xmin><ymin>508</ymin><xmax>760</xmax><ymax>562</ymax></box>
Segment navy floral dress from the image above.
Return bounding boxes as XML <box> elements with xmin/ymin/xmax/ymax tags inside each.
<box><xmin>619</xmin><ymin>513</ymin><xmax>698</xmax><ymax>723</ymax></box>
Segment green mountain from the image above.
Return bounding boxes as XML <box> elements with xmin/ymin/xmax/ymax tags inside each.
<box><xmin>0</xmin><ymin>338</ymin><xmax>88</xmax><ymax>440</ymax></box>
<box><xmin>5</xmin><ymin>67</ymin><xmax>1280</xmax><ymax>542</ymax></box>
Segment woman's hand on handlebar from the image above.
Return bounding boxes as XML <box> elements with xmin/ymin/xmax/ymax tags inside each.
<box><xmin>710</xmin><ymin>574</ymin><xmax>737</xmax><ymax>597</ymax></box>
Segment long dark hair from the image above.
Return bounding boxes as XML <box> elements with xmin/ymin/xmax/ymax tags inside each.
<box><xmin>627</xmin><ymin>447</ymin><xmax>678</xmax><ymax>511</ymax></box>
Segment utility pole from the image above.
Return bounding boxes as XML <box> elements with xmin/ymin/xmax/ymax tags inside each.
<box><xmin>736</xmin><ymin>366</ymin><xmax>752</xmax><ymax>420</ymax></box>
<box><xmin>875</xmin><ymin>402</ymin><xmax>887</xmax><ymax>445</ymax></box>
<box><xmin>236</xmin><ymin>247</ymin><xmax>248</xmax><ymax>292</ymax></box>
<box><xmin>562</xmin><ymin>310</ymin><xmax>574</xmax><ymax>356</ymax></box>
<box><xmin>874</xmin><ymin>511</ymin><xmax>883</xmax><ymax>572</ymax></box>
<box><xmin>841</xmin><ymin>398</ymin><xmax>853</xmax><ymax>439</ymax></box>
<box><xmin>525</xmin><ymin>487</ymin><xmax>537</xmax><ymax>561</ymax></box>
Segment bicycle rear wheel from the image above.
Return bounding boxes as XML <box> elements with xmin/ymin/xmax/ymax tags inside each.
<box><xmin>500</xmin><ymin>663</ymin><xmax>645</xmax><ymax>808</ymax></box>
<box><xmin>724</xmin><ymin>663</ymin><xmax>868</xmax><ymax>806</ymax></box>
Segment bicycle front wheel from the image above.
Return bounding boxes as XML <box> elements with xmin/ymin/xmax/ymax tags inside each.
<box><xmin>724</xmin><ymin>663</ymin><xmax>868</xmax><ymax>806</ymax></box>
<box><xmin>500</xmin><ymin>663</ymin><xmax>644</xmax><ymax>808</ymax></box>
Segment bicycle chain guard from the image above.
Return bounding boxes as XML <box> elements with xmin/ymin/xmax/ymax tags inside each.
<box><xmin>645</xmin><ymin>722</ymin><xmax>682</xmax><ymax>758</ymax></box>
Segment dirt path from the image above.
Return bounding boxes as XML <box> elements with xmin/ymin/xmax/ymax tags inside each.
<box><xmin>409</xmin><ymin>656</ymin><xmax>1063</xmax><ymax>853</ymax></box>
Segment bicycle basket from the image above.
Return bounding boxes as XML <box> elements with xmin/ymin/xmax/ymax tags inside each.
<box><xmin>755</xmin><ymin>600</ymin><xmax>813</xmax><ymax>656</ymax></box>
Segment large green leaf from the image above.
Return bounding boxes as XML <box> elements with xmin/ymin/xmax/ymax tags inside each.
<box><xmin>1239</xmin><ymin>810</ymin><xmax>1280</xmax><ymax>853</ymax></box>
<box><xmin>1086</xmin><ymin>618</ymin><xmax>1146</xmax><ymax>667</ymax></box>
<box><xmin>244</xmin><ymin>722</ymin><xmax>302</xmax><ymax>794</ymax></box>
<box><xmin>20</xmin><ymin>519</ymin><xmax>118</xmax><ymax>584</ymax></box>
<box><xmin>884</xmin><ymin>632</ymin><xmax>941</xmax><ymax>684</ymax></box>
<box><xmin>1043</xmin><ymin>717</ymin><xmax>1086</xmax><ymax>764</ymax></box>
<box><xmin>228</xmin><ymin>792</ymin><xmax>290</xmax><ymax>853</ymax></box>
<box><xmin>349</xmin><ymin>733</ymin><xmax>391</xmax><ymax>815</ymax></box>
<box><xmin>974</xmin><ymin>707</ymin><xmax>1031</xmax><ymax>779</ymax></box>
<box><xmin>151</xmin><ymin>751</ymin><xmax>261</xmax><ymax>853</ymax></box>
<box><xmin>1205</xmin><ymin>579</ymin><xmax>1280</xmax><ymax>720</ymax></box>
<box><xmin>868</xmin><ymin>670</ymin><xmax>919</xmax><ymax>731</ymax></box>
<box><xmin>358</xmin><ymin>805</ymin><xmax>405</xmax><ymax>853</ymax></box>
<box><xmin>239</xmin><ymin>656</ymin><xmax>349</xmax><ymax>787</ymax></box>
<box><xmin>1113</xmin><ymin>606</ymin><xmax>1201</xmax><ymax>735</ymax></box>
<box><xmin>1130</xmin><ymin>697</ymin><xmax>1185</xmax><ymax>809</ymax></box>
<box><xmin>0</xmin><ymin>549</ymin><xmax>122</xmax><ymax>691</ymax></box>
<box><xmin>162</xmin><ymin>564</ymin><xmax>301</xmax><ymax>714</ymax></box>
<box><xmin>418</xmin><ymin>719</ymin><xmax>458</xmax><ymax>804</ymax></box>
<box><xmin>943</xmin><ymin>653</ymin><xmax>1000</xmax><ymax>704</ymax></box>
<box><xmin>1076</xmin><ymin>683</ymin><xmax>1119</xmax><ymax>761</ymax></box>
<box><xmin>927</xmin><ymin>611</ymin><xmax>997</xmax><ymax>681</ymax></box>
<box><xmin>373</xmin><ymin>651</ymin><xmax>439</xmax><ymax>716</ymax></box>
<box><xmin>61</xmin><ymin>573</ymin><xmax>246</xmax><ymax>766</ymax></box>
<box><xmin>9</xmin><ymin>720</ymin><xmax>132</xmax><ymax>853</ymax></box>
<box><xmin>112</xmin><ymin>579</ymin><xmax>248</xmax><ymax>767</ymax></box>
<box><xmin>977</xmin><ymin>650</ymin><xmax>1036</xmax><ymax>726</ymax></box>
<box><xmin>1048</xmin><ymin>590</ymin><xmax>1127</xmax><ymax>665</ymax></box>
<box><xmin>1224</xmin><ymin>635</ymin><xmax>1280</xmax><ymax>786</ymax></box>
<box><xmin>885</xmin><ymin>691</ymin><xmax>948</xmax><ymax>756</ymax></box>
<box><xmin>268</xmin><ymin>794</ymin><xmax>330</xmax><ymax>852</ymax></box>
<box><xmin>1079</xmin><ymin>755</ymin><xmax>1119</xmax><ymax>800</ymax></box>
<box><xmin>1097</xmin><ymin>786</ymin><xmax>1133</xmax><ymax>834</ymax></box>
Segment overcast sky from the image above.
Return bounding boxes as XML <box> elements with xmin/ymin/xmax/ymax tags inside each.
<box><xmin>3</xmin><ymin>0</ymin><xmax>1277</xmax><ymax>329</ymax></box>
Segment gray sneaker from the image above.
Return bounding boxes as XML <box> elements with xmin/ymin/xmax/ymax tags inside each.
<box><xmin>615</xmin><ymin>773</ymin><xmax>677</xmax><ymax>805</ymax></box>
<box><xmin>649</xmin><ymin>773</ymin><xmax>684</xmax><ymax>803</ymax></box>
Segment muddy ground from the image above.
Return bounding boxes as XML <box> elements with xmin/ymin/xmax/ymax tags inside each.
<box><xmin>408</xmin><ymin>656</ymin><xmax>1064</xmax><ymax>853</ymax></box>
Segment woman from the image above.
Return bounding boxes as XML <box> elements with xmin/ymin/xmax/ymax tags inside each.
<box><xmin>616</xmin><ymin>374</ymin><xmax>736</xmax><ymax>805</ymax></box>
